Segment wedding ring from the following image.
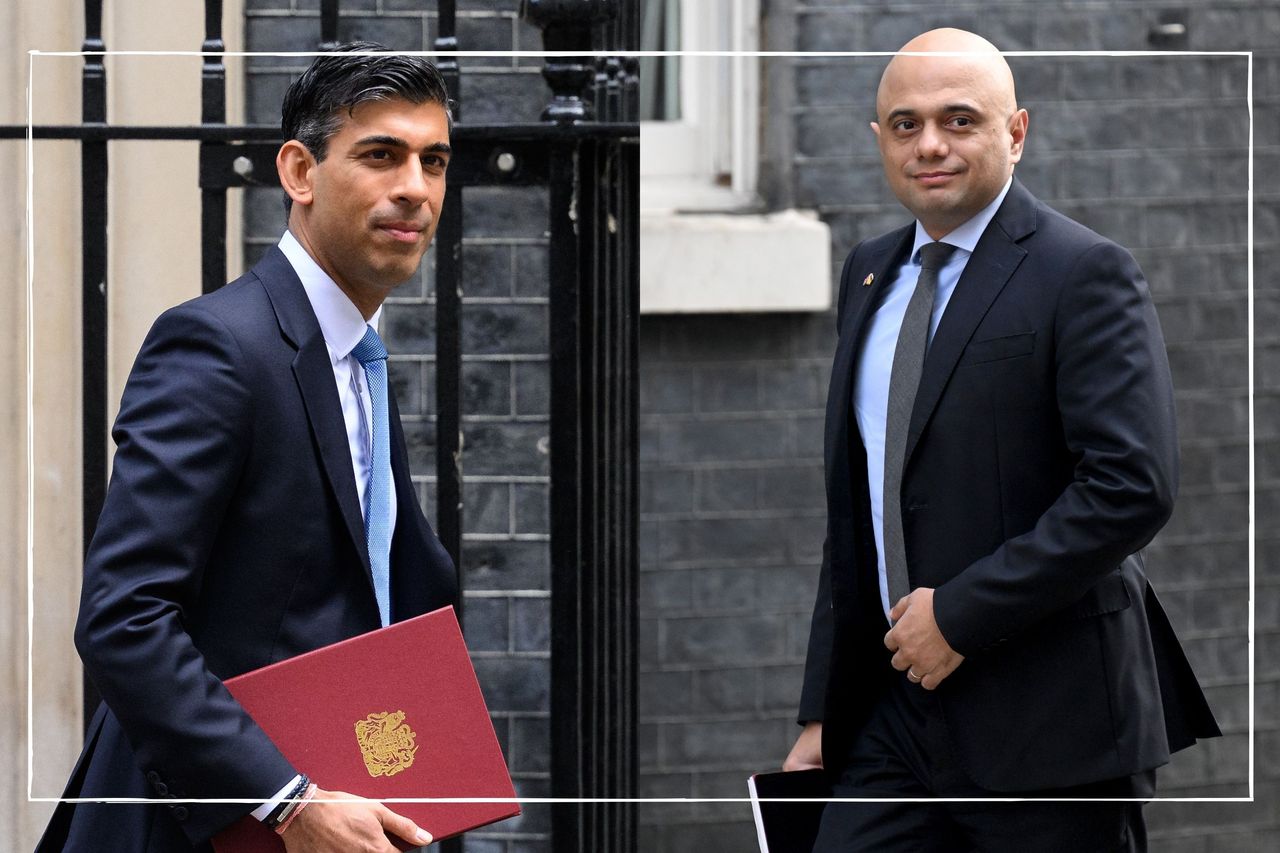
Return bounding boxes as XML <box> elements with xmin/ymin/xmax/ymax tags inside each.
<box><xmin>907</xmin><ymin>669</ymin><xmax>924</xmax><ymax>682</ymax></box>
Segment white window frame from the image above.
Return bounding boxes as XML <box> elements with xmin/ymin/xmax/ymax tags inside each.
<box><xmin>640</xmin><ymin>0</ymin><xmax>759</xmax><ymax>212</ymax></box>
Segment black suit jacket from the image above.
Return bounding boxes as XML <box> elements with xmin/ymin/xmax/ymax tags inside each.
<box><xmin>799</xmin><ymin>180</ymin><xmax>1219</xmax><ymax>792</ymax></box>
<box><xmin>40</xmin><ymin>247</ymin><xmax>457</xmax><ymax>852</ymax></box>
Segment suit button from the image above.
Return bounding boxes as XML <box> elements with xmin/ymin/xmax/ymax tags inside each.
<box><xmin>146</xmin><ymin>771</ymin><xmax>161</xmax><ymax>785</ymax></box>
<box><xmin>172</xmin><ymin>806</ymin><xmax>189</xmax><ymax>821</ymax></box>
<box><xmin>155</xmin><ymin>782</ymin><xmax>168</xmax><ymax>796</ymax></box>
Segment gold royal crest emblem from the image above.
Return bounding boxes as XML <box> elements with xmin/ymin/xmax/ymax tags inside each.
<box><xmin>354</xmin><ymin>710</ymin><xmax>419</xmax><ymax>778</ymax></box>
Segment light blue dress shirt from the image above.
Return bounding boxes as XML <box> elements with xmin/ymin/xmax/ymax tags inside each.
<box><xmin>853</xmin><ymin>178</ymin><xmax>1013</xmax><ymax>622</ymax></box>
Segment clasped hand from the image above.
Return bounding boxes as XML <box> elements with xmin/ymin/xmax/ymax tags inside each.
<box><xmin>883</xmin><ymin>587</ymin><xmax>964</xmax><ymax>691</ymax></box>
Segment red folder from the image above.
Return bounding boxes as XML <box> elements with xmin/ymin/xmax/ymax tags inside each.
<box><xmin>211</xmin><ymin>606</ymin><xmax>519</xmax><ymax>852</ymax></box>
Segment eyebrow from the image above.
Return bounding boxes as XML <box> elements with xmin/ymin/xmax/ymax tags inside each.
<box><xmin>885</xmin><ymin>103</ymin><xmax>983</xmax><ymax>122</ymax></box>
<box><xmin>353</xmin><ymin>134</ymin><xmax>452</xmax><ymax>155</ymax></box>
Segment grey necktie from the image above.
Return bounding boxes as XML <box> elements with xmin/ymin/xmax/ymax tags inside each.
<box><xmin>883</xmin><ymin>241</ymin><xmax>957</xmax><ymax>615</ymax></box>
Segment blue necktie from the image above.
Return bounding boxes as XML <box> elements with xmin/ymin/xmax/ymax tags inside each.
<box><xmin>352</xmin><ymin>325</ymin><xmax>392</xmax><ymax>627</ymax></box>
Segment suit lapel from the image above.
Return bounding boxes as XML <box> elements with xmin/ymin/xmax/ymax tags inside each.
<box><xmin>826</xmin><ymin>226</ymin><xmax>914</xmax><ymax>500</ymax></box>
<box><xmin>256</xmin><ymin>247</ymin><xmax>372</xmax><ymax>577</ymax></box>
<box><xmin>904</xmin><ymin>180</ymin><xmax>1038</xmax><ymax>468</ymax></box>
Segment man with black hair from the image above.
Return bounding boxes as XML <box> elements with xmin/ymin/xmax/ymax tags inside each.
<box><xmin>40</xmin><ymin>44</ymin><xmax>458</xmax><ymax>853</ymax></box>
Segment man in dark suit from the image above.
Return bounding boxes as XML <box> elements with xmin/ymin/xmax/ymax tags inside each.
<box><xmin>783</xmin><ymin>28</ymin><xmax>1219</xmax><ymax>851</ymax></box>
<box><xmin>39</xmin><ymin>45</ymin><xmax>457</xmax><ymax>853</ymax></box>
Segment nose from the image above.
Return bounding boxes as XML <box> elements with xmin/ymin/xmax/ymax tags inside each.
<box><xmin>393</xmin><ymin>159</ymin><xmax>433</xmax><ymax>207</ymax></box>
<box><xmin>915</xmin><ymin>122</ymin><xmax>948</xmax><ymax>160</ymax></box>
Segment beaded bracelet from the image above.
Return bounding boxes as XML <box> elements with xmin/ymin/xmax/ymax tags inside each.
<box><xmin>274</xmin><ymin>783</ymin><xmax>318</xmax><ymax>836</ymax></box>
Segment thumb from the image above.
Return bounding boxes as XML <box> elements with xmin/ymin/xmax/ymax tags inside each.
<box><xmin>378</xmin><ymin>804</ymin><xmax>433</xmax><ymax>847</ymax></box>
<box><xmin>889</xmin><ymin>594</ymin><xmax>911</xmax><ymax>621</ymax></box>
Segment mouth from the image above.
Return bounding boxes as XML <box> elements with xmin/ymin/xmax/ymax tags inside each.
<box><xmin>375</xmin><ymin>221</ymin><xmax>427</xmax><ymax>244</ymax></box>
<box><xmin>912</xmin><ymin>171</ymin><xmax>959</xmax><ymax>187</ymax></box>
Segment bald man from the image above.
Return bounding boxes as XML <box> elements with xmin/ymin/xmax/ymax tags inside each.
<box><xmin>784</xmin><ymin>30</ymin><xmax>1219</xmax><ymax>851</ymax></box>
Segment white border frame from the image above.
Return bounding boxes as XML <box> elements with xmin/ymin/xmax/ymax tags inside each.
<box><xmin>24</xmin><ymin>46</ymin><xmax>1254</xmax><ymax>804</ymax></box>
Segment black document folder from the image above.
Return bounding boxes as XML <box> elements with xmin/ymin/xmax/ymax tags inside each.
<box><xmin>747</xmin><ymin>769</ymin><xmax>831</xmax><ymax>853</ymax></box>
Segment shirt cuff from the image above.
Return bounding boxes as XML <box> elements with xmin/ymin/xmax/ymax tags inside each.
<box><xmin>251</xmin><ymin>774</ymin><xmax>303</xmax><ymax>822</ymax></box>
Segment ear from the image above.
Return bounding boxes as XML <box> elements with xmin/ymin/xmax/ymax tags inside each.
<box><xmin>276</xmin><ymin>140</ymin><xmax>316</xmax><ymax>208</ymax></box>
<box><xmin>870</xmin><ymin>121</ymin><xmax>882</xmax><ymax>142</ymax></box>
<box><xmin>1008</xmin><ymin>108</ymin><xmax>1029</xmax><ymax>164</ymax></box>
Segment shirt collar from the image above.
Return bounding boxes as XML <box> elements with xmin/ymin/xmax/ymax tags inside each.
<box><xmin>278</xmin><ymin>230</ymin><xmax>382</xmax><ymax>362</ymax></box>
<box><xmin>910</xmin><ymin>176</ymin><xmax>1014</xmax><ymax>263</ymax></box>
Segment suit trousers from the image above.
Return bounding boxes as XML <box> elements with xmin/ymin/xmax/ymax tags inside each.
<box><xmin>812</xmin><ymin>675</ymin><xmax>1153</xmax><ymax>853</ymax></box>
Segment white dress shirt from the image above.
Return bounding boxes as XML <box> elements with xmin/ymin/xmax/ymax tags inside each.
<box><xmin>251</xmin><ymin>231</ymin><xmax>401</xmax><ymax>820</ymax></box>
<box><xmin>853</xmin><ymin>178</ymin><xmax>1013</xmax><ymax>621</ymax></box>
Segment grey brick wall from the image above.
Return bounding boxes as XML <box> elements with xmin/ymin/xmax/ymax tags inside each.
<box><xmin>638</xmin><ymin>2</ymin><xmax>1273</xmax><ymax>850</ymax></box>
<box><xmin>241</xmin><ymin>3</ymin><xmax>554</xmax><ymax>850</ymax></box>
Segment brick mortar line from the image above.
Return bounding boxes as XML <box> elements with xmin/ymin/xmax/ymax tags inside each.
<box><xmin>1165</xmin><ymin>342</ymin><xmax>1253</xmax><ymax>354</ymax></box>
<box><xmin>1155</xmin><ymin>580</ymin><xmax>1256</xmax><ymax>592</ymax></box>
<box><xmin>639</xmin><ymin>460</ymin><xmax>825</xmax><ymax>471</ymax></box>
<box><xmin>639</xmin><ymin>558</ymin><xmax>822</xmax><ymax>571</ymax></box>
<box><xmin>642</xmin><ymin>622</ymin><xmax>810</xmax><ymax>638</ymax></box>
<box><xmin>643</xmin><ymin>411</ymin><xmax>824</xmax><ymax>422</ymax></box>
<box><xmin>638</xmin><ymin>612</ymin><xmax>813</xmax><ymax>624</ymax></box>
<box><xmin>389</xmin><ymin>354</ymin><xmax>551</xmax><ymax>363</ymax></box>
<box><xmin>411</xmin><ymin>474</ymin><xmax>549</xmax><ymax>483</ymax></box>
<box><xmin>642</xmin><ymin>509</ymin><xmax>826</xmax><ymax>521</ymax></box>
<box><xmin>643</xmin><ymin>358</ymin><xmax>835</xmax><ymax>368</ymax></box>
<box><xmin>1148</xmin><ymin>825</ymin><xmax>1280</xmax><ymax>840</ymax></box>
<box><xmin>640</xmin><ymin>654</ymin><xmax>809</xmax><ymax>668</ymax></box>
<box><xmin>641</xmin><ymin>714</ymin><xmax>803</xmax><ymax>727</ymax></box>
<box><xmin>1128</xmin><ymin>533</ymin><xmax>1261</xmax><ymax>547</ymax></box>
<box><xmin>1175</xmin><ymin>483</ymin><xmax>1252</xmax><ymax>497</ymax></box>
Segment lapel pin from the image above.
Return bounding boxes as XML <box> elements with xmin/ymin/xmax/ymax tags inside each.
<box><xmin>862</xmin><ymin>273</ymin><xmax>874</xmax><ymax>287</ymax></box>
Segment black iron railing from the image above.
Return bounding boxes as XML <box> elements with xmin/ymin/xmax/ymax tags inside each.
<box><xmin>6</xmin><ymin>1</ymin><xmax>638</xmax><ymax>850</ymax></box>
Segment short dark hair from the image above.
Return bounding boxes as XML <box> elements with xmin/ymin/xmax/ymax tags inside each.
<box><xmin>280</xmin><ymin>41</ymin><xmax>453</xmax><ymax>212</ymax></box>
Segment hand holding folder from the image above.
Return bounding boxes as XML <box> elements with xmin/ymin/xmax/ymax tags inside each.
<box><xmin>748</xmin><ymin>769</ymin><xmax>830</xmax><ymax>853</ymax></box>
<box><xmin>213</xmin><ymin>606</ymin><xmax>519</xmax><ymax>852</ymax></box>
<box><xmin>275</xmin><ymin>786</ymin><xmax>433</xmax><ymax>852</ymax></box>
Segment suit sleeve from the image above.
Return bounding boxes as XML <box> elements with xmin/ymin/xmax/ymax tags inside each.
<box><xmin>798</xmin><ymin>534</ymin><xmax>834</xmax><ymax>722</ymax></box>
<box><xmin>933</xmin><ymin>241</ymin><xmax>1179</xmax><ymax>655</ymax></box>
<box><xmin>797</xmin><ymin>247</ymin><xmax>861</xmax><ymax>723</ymax></box>
<box><xmin>75</xmin><ymin>303</ymin><xmax>296</xmax><ymax>843</ymax></box>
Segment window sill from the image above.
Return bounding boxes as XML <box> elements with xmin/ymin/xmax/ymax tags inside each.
<box><xmin>640</xmin><ymin>208</ymin><xmax>832</xmax><ymax>314</ymax></box>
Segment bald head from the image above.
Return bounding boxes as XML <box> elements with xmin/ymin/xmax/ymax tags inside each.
<box><xmin>869</xmin><ymin>28</ymin><xmax>1028</xmax><ymax>239</ymax></box>
<box><xmin>877</xmin><ymin>28</ymin><xmax>1018</xmax><ymax>119</ymax></box>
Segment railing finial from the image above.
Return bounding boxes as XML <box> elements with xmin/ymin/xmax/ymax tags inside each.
<box><xmin>521</xmin><ymin>0</ymin><xmax>619</xmax><ymax>123</ymax></box>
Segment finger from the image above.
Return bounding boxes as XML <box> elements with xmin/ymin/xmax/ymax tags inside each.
<box><xmin>889</xmin><ymin>650</ymin><xmax>912</xmax><ymax>671</ymax></box>
<box><xmin>883</xmin><ymin>628</ymin><xmax>899</xmax><ymax>652</ymax></box>
<box><xmin>378</xmin><ymin>804</ymin><xmax>433</xmax><ymax>848</ymax></box>
<box><xmin>921</xmin><ymin>657</ymin><xmax>961</xmax><ymax>691</ymax></box>
<box><xmin>889</xmin><ymin>595</ymin><xmax>911</xmax><ymax>621</ymax></box>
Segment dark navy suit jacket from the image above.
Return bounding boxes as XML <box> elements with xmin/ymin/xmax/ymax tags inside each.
<box><xmin>39</xmin><ymin>247</ymin><xmax>457</xmax><ymax>851</ymax></box>
<box><xmin>799</xmin><ymin>180</ymin><xmax>1219</xmax><ymax>792</ymax></box>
